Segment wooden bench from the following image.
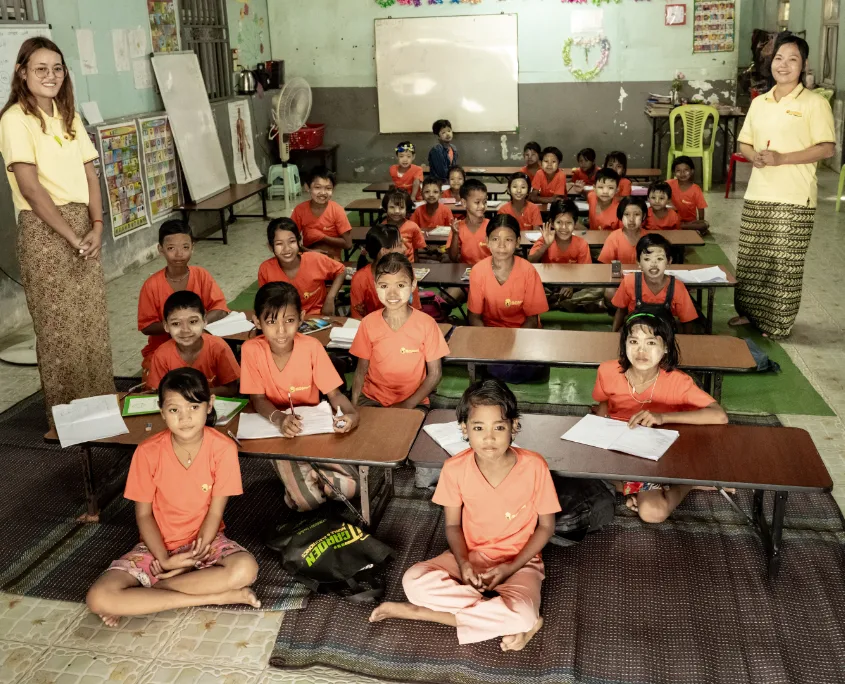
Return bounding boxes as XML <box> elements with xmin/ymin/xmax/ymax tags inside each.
<box><xmin>178</xmin><ymin>180</ymin><xmax>269</xmax><ymax>245</ymax></box>
<box><xmin>409</xmin><ymin>410</ymin><xmax>833</xmax><ymax>579</ymax></box>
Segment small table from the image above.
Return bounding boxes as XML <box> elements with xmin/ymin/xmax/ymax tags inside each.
<box><xmin>409</xmin><ymin>411</ymin><xmax>832</xmax><ymax>579</ymax></box>
<box><xmin>178</xmin><ymin>181</ymin><xmax>269</xmax><ymax>246</ymax></box>
<box><xmin>289</xmin><ymin>144</ymin><xmax>339</xmax><ymax>176</ymax></box>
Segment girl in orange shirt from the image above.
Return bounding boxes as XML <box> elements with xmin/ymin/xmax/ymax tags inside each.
<box><xmin>350</xmin><ymin>253</ymin><xmax>449</xmax><ymax>410</ymax></box>
<box><xmin>593</xmin><ymin>310</ymin><xmax>727</xmax><ymax>523</ymax></box>
<box><xmin>389</xmin><ymin>141</ymin><xmax>424</xmax><ymax>201</ymax></box>
<box><xmin>520</xmin><ymin>141</ymin><xmax>542</xmax><ymax>178</ymax></box>
<box><xmin>447</xmin><ymin>178</ymin><xmax>490</xmax><ymax>266</ymax></box>
<box><xmin>497</xmin><ymin>172</ymin><xmax>543</xmax><ymax>233</ymax></box>
<box><xmin>668</xmin><ymin>156</ymin><xmax>709</xmax><ymax>233</ymax></box>
<box><xmin>382</xmin><ymin>188</ymin><xmax>426</xmax><ymax>263</ymax></box>
<box><xmin>571</xmin><ymin>147</ymin><xmax>599</xmax><ymax>194</ymax></box>
<box><xmin>442</xmin><ymin>166</ymin><xmax>466</xmax><ymax>206</ymax></box>
<box><xmin>411</xmin><ymin>176</ymin><xmax>455</xmax><ymax>231</ymax></box>
<box><xmin>604</xmin><ymin>150</ymin><xmax>632</xmax><ymax>197</ymax></box>
<box><xmin>86</xmin><ymin>368</ymin><xmax>259</xmax><ymax>626</ymax></box>
<box><xmin>597</xmin><ymin>196</ymin><xmax>647</xmax><ymax>265</ymax></box>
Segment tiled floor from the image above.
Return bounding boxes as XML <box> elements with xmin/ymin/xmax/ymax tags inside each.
<box><xmin>0</xmin><ymin>172</ymin><xmax>844</xmax><ymax>681</ymax></box>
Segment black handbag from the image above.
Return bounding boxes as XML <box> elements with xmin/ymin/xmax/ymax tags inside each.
<box><xmin>548</xmin><ymin>475</ymin><xmax>616</xmax><ymax>547</ymax></box>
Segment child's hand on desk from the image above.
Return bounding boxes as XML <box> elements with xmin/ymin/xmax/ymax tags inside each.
<box><xmin>333</xmin><ymin>411</ymin><xmax>358</xmax><ymax>433</ymax></box>
<box><xmin>478</xmin><ymin>563</ymin><xmax>514</xmax><ymax>591</ymax></box>
<box><xmin>540</xmin><ymin>221</ymin><xmax>555</xmax><ymax>246</ymax></box>
<box><xmin>628</xmin><ymin>410</ymin><xmax>664</xmax><ymax>428</ymax></box>
<box><xmin>459</xmin><ymin>560</ymin><xmax>483</xmax><ymax>590</ymax></box>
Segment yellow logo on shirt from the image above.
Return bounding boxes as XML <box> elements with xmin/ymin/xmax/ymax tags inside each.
<box><xmin>504</xmin><ymin>299</ymin><xmax>523</xmax><ymax>307</ymax></box>
<box><xmin>302</xmin><ymin>289</ymin><xmax>318</xmax><ymax>299</ymax></box>
<box><xmin>479</xmin><ymin>241</ymin><xmax>488</xmax><ymax>248</ymax></box>
<box><xmin>289</xmin><ymin>384</ymin><xmax>312</xmax><ymax>393</ymax></box>
<box><xmin>786</xmin><ymin>109</ymin><xmax>803</xmax><ymax>117</ymax></box>
<box><xmin>201</xmin><ymin>484</ymin><xmax>210</xmax><ymax>492</ymax></box>
<box><xmin>400</xmin><ymin>347</ymin><xmax>420</xmax><ymax>354</ymax></box>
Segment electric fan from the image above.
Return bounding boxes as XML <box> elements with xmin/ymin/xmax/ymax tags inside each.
<box><xmin>271</xmin><ymin>76</ymin><xmax>313</xmax><ymax>162</ymax></box>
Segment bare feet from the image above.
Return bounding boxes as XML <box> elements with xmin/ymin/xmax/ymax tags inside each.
<box><xmin>369</xmin><ymin>601</ymin><xmax>419</xmax><ymax>623</ymax></box>
<box><xmin>625</xmin><ymin>496</ymin><xmax>639</xmax><ymax>512</ymax></box>
<box><xmin>217</xmin><ymin>588</ymin><xmax>261</xmax><ymax>608</ymax></box>
<box><xmin>728</xmin><ymin>316</ymin><xmax>749</xmax><ymax>327</ymax></box>
<box><xmin>500</xmin><ymin>617</ymin><xmax>544</xmax><ymax>651</ymax></box>
<box><xmin>98</xmin><ymin>614</ymin><xmax>120</xmax><ymax>628</ymax></box>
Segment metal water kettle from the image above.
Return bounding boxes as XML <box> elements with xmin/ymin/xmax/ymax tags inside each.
<box><xmin>237</xmin><ymin>68</ymin><xmax>256</xmax><ymax>95</ymax></box>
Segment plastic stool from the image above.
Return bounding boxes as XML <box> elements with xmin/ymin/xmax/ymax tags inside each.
<box><xmin>724</xmin><ymin>153</ymin><xmax>749</xmax><ymax>198</ymax></box>
<box><xmin>267</xmin><ymin>164</ymin><xmax>301</xmax><ymax>209</ymax></box>
<box><xmin>837</xmin><ymin>164</ymin><xmax>845</xmax><ymax>212</ymax></box>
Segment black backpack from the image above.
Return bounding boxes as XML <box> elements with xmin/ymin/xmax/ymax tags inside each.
<box><xmin>548</xmin><ymin>475</ymin><xmax>616</xmax><ymax>547</ymax></box>
<box><xmin>634</xmin><ymin>271</ymin><xmax>675</xmax><ymax>316</ymax></box>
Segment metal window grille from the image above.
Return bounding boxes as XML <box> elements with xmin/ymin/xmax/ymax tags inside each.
<box><xmin>179</xmin><ymin>0</ymin><xmax>233</xmax><ymax>100</ymax></box>
<box><xmin>0</xmin><ymin>0</ymin><xmax>46</xmax><ymax>23</ymax></box>
<box><xmin>820</xmin><ymin>0</ymin><xmax>839</xmax><ymax>87</ymax></box>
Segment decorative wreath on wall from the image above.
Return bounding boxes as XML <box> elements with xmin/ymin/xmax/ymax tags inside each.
<box><xmin>562</xmin><ymin>0</ymin><xmax>622</xmax><ymax>5</ymax></box>
<box><xmin>562</xmin><ymin>36</ymin><xmax>610</xmax><ymax>81</ymax></box>
<box><xmin>377</xmin><ymin>0</ymin><xmax>481</xmax><ymax>7</ymax></box>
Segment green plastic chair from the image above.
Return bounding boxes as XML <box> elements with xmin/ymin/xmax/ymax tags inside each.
<box><xmin>665</xmin><ymin>105</ymin><xmax>720</xmax><ymax>192</ymax></box>
<box><xmin>814</xmin><ymin>87</ymin><xmax>834</xmax><ymax>102</ymax></box>
<box><xmin>836</xmin><ymin>164</ymin><xmax>845</xmax><ymax>212</ymax></box>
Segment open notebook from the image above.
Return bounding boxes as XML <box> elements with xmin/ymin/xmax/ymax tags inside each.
<box><xmin>561</xmin><ymin>414</ymin><xmax>679</xmax><ymax>461</ymax></box>
<box><xmin>236</xmin><ymin>401</ymin><xmax>336</xmax><ymax>439</ymax></box>
<box><xmin>52</xmin><ymin>395</ymin><xmax>129</xmax><ymax>448</ymax></box>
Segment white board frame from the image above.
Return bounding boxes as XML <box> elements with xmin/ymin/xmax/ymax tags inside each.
<box><xmin>0</xmin><ymin>24</ymin><xmax>51</xmax><ymax>107</ymax></box>
<box><xmin>375</xmin><ymin>14</ymin><xmax>519</xmax><ymax>134</ymax></box>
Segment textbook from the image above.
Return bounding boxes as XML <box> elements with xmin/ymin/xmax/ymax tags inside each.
<box><xmin>561</xmin><ymin>414</ymin><xmax>679</xmax><ymax>461</ymax></box>
<box><xmin>214</xmin><ymin>397</ymin><xmax>248</xmax><ymax>426</ymax></box>
<box><xmin>427</xmin><ymin>226</ymin><xmax>451</xmax><ymax>237</ymax></box>
<box><xmin>327</xmin><ymin>319</ymin><xmax>360</xmax><ymax>350</ymax></box>
<box><xmin>52</xmin><ymin>395</ymin><xmax>129</xmax><ymax>448</ymax></box>
<box><xmin>206</xmin><ymin>311</ymin><xmax>255</xmax><ymax>337</ymax></box>
<box><xmin>413</xmin><ymin>267</ymin><xmax>430</xmax><ymax>281</ymax></box>
<box><xmin>299</xmin><ymin>318</ymin><xmax>332</xmax><ymax>335</ymax></box>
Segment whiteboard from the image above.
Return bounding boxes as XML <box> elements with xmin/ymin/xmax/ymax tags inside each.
<box><xmin>151</xmin><ymin>52</ymin><xmax>229</xmax><ymax>203</ymax></box>
<box><xmin>375</xmin><ymin>15</ymin><xmax>518</xmax><ymax>134</ymax></box>
<box><xmin>0</xmin><ymin>25</ymin><xmax>51</xmax><ymax>106</ymax></box>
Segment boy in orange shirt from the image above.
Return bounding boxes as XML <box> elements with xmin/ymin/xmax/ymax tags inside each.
<box><xmin>497</xmin><ymin>172</ymin><xmax>543</xmax><ymax>233</ymax></box>
<box><xmin>86</xmin><ymin>368</ymin><xmax>259</xmax><ymax>626</ymax></box>
<box><xmin>571</xmin><ymin>147</ymin><xmax>599</xmax><ymax>194</ymax></box>
<box><xmin>382</xmin><ymin>188</ymin><xmax>426</xmax><ymax>263</ymax></box>
<box><xmin>611</xmin><ymin>234</ymin><xmax>698</xmax><ymax>332</ymax></box>
<box><xmin>598</xmin><ymin>197</ymin><xmax>647</xmax><ymax>265</ymax></box>
<box><xmin>290</xmin><ymin>166</ymin><xmax>353</xmax><ymax>260</ymax></box>
<box><xmin>411</xmin><ymin>176</ymin><xmax>455</xmax><ymax>231</ymax></box>
<box><xmin>646</xmin><ymin>181</ymin><xmax>681</xmax><ymax>230</ymax></box>
<box><xmin>389</xmin><ymin>141</ymin><xmax>424</xmax><ymax>201</ymax></box>
<box><xmin>520</xmin><ymin>141</ymin><xmax>541</xmax><ymax>178</ymax></box>
<box><xmin>604</xmin><ymin>151</ymin><xmax>631</xmax><ymax>197</ymax></box>
<box><xmin>586</xmin><ymin>168</ymin><xmax>621</xmax><ymax>230</ymax></box>
<box><xmin>667</xmin><ymin>156</ymin><xmax>709</xmax><ymax>233</ymax></box>
<box><xmin>530</xmin><ymin>146</ymin><xmax>567</xmax><ymax>203</ymax></box>
<box><xmin>138</xmin><ymin>220</ymin><xmax>229</xmax><ymax>372</ymax></box>
<box><xmin>147</xmin><ymin>292</ymin><xmax>240</xmax><ymax>395</ymax></box>
<box><xmin>351</xmin><ymin>253</ymin><xmax>449</xmax><ymax>410</ymax></box>
<box><xmin>447</xmin><ymin>178</ymin><xmax>491</xmax><ymax>266</ymax></box>
<box><xmin>258</xmin><ymin>217</ymin><xmax>345</xmax><ymax>316</ymax></box>
<box><xmin>371</xmin><ymin>379</ymin><xmax>559</xmax><ymax>650</ymax></box>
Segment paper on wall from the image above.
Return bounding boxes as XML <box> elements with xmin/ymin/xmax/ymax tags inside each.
<box><xmin>75</xmin><ymin>29</ymin><xmax>98</xmax><ymax>75</ymax></box>
<box><xmin>112</xmin><ymin>29</ymin><xmax>130</xmax><ymax>72</ymax></box>
<box><xmin>570</xmin><ymin>8</ymin><xmax>603</xmax><ymax>36</ymax></box>
<box><xmin>133</xmin><ymin>59</ymin><xmax>154</xmax><ymax>89</ymax></box>
<box><xmin>129</xmin><ymin>26</ymin><xmax>149</xmax><ymax>59</ymax></box>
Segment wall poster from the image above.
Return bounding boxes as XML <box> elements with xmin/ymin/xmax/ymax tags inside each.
<box><xmin>693</xmin><ymin>1</ymin><xmax>736</xmax><ymax>53</ymax></box>
<box><xmin>97</xmin><ymin>121</ymin><xmax>150</xmax><ymax>240</ymax></box>
<box><xmin>139</xmin><ymin>115</ymin><xmax>182</xmax><ymax>222</ymax></box>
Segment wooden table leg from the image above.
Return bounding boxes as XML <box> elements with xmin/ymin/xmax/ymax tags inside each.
<box><xmin>753</xmin><ymin>489</ymin><xmax>789</xmax><ymax>580</ymax></box>
<box><xmin>77</xmin><ymin>445</ymin><xmax>100</xmax><ymax>523</ymax></box>
<box><xmin>712</xmin><ymin>372</ymin><xmax>723</xmax><ymax>403</ymax></box>
<box><xmin>220</xmin><ymin>209</ymin><xmax>228</xmax><ymax>245</ymax></box>
<box><xmin>359</xmin><ymin>465</ymin><xmax>371</xmax><ymax>527</ymax></box>
<box><xmin>706</xmin><ymin>286</ymin><xmax>715</xmax><ymax>334</ymax></box>
<box><xmin>468</xmin><ymin>362</ymin><xmax>477</xmax><ymax>384</ymax></box>
<box><xmin>261</xmin><ymin>189</ymin><xmax>268</xmax><ymax>219</ymax></box>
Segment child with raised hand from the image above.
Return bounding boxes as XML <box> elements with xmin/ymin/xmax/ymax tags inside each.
<box><xmin>529</xmin><ymin>199</ymin><xmax>590</xmax><ymax>265</ymax></box>
<box><xmin>442</xmin><ymin>166</ymin><xmax>466</xmax><ymax>206</ymax></box>
<box><xmin>520</xmin><ymin>141</ymin><xmax>542</xmax><ymax>178</ymax></box>
<box><xmin>611</xmin><ymin>233</ymin><xmax>698</xmax><ymax>333</ymax></box>
<box><xmin>352</xmin><ymin>223</ymin><xmax>423</xmax><ymax>319</ymax></box>
<box><xmin>571</xmin><ymin>147</ymin><xmax>599</xmax><ymax>193</ymax></box>
<box><xmin>370</xmin><ymin>379</ymin><xmax>559</xmax><ymax>650</ymax></box>
<box><xmin>447</xmin><ymin>178</ymin><xmax>491</xmax><ymax>266</ymax></box>
<box><xmin>382</xmin><ymin>188</ymin><xmax>426</xmax><ymax>263</ymax></box>
<box><xmin>86</xmin><ymin>368</ymin><xmax>259</xmax><ymax>627</ymax></box>
<box><xmin>667</xmin><ymin>156</ymin><xmax>709</xmax><ymax>233</ymax></box>
<box><xmin>351</xmin><ymin>252</ymin><xmax>449</xmax><ymax>410</ymax></box>
<box><xmin>594</xmin><ymin>310</ymin><xmax>727</xmax><ymax>522</ymax></box>
<box><xmin>138</xmin><ymin>220</ymin><xmax>229</xmax><ymax>372</ymax></box>
<box><xmin>646</xmin><ymin>181</ymin><xmax>681</xmax><ymax>230</ymax></box>
<box><xmin>428</xmin><ymin>119</ymin><xmax>457</xmax><ymax>183</ymax></box>
<box><xmin>598</xmin><ymin>196</ymin><xmax>648</xmax><ymax>265</ymax></box>
<box><xmin>389</xmin><ymin>141</ymin><xmax>424</xmax><ymax>201</ymax></box>
<box><xmin>240</xmin><ymin>282</ymin><xmax>360</xmax><ymax>511</ymax></box>
<box><xmin>604</xmin><ymin>151</ymin><xmax>631</xmax><ymax>197</ymax></box>
<box><xmin>258</xmin><ymin>217</ymin><xmax>345</xmax><ymax>316</ymax></box>
<box><xmin>468</xmin><ymin>214</ymin><xmax>548</xmax><ymax>329</ymax></box>
<box><xmin>497</xmin><ymin>172</ymin><xmax>542</xmax><ymax>233</ymax></box>
<box><xmin>290</xmin><ymin>166</ymin><xmax>353</xmax><ymax>260</ymax></box>
<box><xmin>586</xmin><ymin>168</ymin><xmax>621</xmax><ymax>231</ymax></box>
<box><xmin>529</xmin><ymin>146</ymin><xmax>567</xmax><ymax>203</ymax></box>
<box><xmin>411</xmin><ymin>176</ymin><xmax>455</xmax><ymax>231</ymax></box>
<box><xmin>147</xmin><ymin>292</ymin><xmax>240</xmax><ymax>396</ymax></box>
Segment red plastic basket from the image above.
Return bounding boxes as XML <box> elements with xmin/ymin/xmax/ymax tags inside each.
<box><xmin>289</xmin><ymin>123</ymin><xmax>325</xmax><ymax>150</ymax></box>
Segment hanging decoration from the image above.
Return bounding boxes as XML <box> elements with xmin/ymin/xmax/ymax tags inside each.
<box><xmin>562</xmin><ymin>35</ymin><xmax>610</xmax><ymax>81</ymax></box>
<box><xmin>376</xmin><ymin>0</ymin><xmax>479</xmax><ymax>7</ymax></box>
<box><xmin>561</xmin><ymin>0</ymin><xmax>621</xmax><ymax>5</ymax></box>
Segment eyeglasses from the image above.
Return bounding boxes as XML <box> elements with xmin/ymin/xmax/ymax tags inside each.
<box><xmin>30</xmin><ymin>65</ymin><xmax>66</xmax><ymax>79</ymax></box>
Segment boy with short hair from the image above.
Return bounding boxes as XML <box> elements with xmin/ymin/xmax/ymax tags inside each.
<box><xmin>428</xmin><ymin>119</ymin><xmax>458</xmax><ymax>183</ymax></box>
<box><xmin>586</xmin><ymin>168</ymin><xmax>622</xmax><ymax>231</ymax></box>
<box><xmin>571</xmin><ymin>147</ymin><xmax>599</xmax><ymax>193</ymax></box>
<box><xmin>147</xmin><ymin>291</ymin><xmax>240</xmax><ymax>395</ymax></box>
<box><xmin>530</xmin><ymin>146</ymin><xmax>567</xmax><ymax>203</ymax></box>
<box><xmin>138</xmin><ymin>220</ymin><xmax>229</xmax><ymax>371</ymax></box>
<box><xmin>290</xmin><ymin>166</ymin><xmax>353</xmax><ymax>260</ymax></box>
<box><xmin>390</xmin><ymin>141</ymin><xmax>424</xmax><ymax>201</ymax></box>
<box><xmin>520</xmin><ymin>141</ymin><xmax>542</xmax><ymax>178</ymax></box>
<box><xmin>411</xmin><ymin>176</ymin><xmax>455</xmax><ymax>231</ymax></box>
<box><xmin>646</xmin><ymin>181</ymin><xmax>681</xmax><ymax>230</ymax></box>
<box><xmin>667</xmin><ymin>156</ymin><xmax>709</xmax><ymax>233</ymax></box>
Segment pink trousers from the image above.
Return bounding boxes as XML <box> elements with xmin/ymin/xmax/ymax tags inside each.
<box><xmin>402</xmin><ymin>549</ymin><xmax>545</xmax><ymax>645</ymax></box>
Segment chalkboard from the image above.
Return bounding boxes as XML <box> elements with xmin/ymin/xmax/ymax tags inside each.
<box><xmin>0</xmin><ymin>25</ymin><xmax>51</xmax><ymax>106</ymax></box>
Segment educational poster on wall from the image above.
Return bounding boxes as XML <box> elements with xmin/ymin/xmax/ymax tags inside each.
<box><xmin>139</xmin><ymin>115</ymin><xmax>181</xmax><ymax>222</ymax></box>
<box><xmin>147</xmin><ymin>0</ymin><xmax>180</xmax><ymax>53</ymax></box>
<box><xmin>97</xmin><ymin>122</ymin><xmax>150</xmax><ymax>240</ymax></box>
<box><xmin>228</xmin><ymin>100</ymin><xmax>261</xmax><ymax>184</ymax></box>
<box><xmin>693</xmin><ymin>1</ymin><xmax>736</xmax><ymax>53</ymax></box>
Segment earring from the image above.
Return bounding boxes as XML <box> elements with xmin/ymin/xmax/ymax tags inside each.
<box><xmin>461</xmin><ymin>434</ymin><xmax>469</xmax><ymax>442</ymax></box>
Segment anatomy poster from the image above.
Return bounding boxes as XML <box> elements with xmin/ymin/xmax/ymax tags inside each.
<box><xmin>228</xmin><ymin>100</ymin><xmax>261</xmax><ymax>185</ymax></box>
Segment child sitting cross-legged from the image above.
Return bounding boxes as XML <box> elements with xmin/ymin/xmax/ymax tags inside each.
<box><xmin>290</xmin><ymin>166</ymin><xmax>353</xmax><ymax>260</ymax></box>
<box><xmin>370</xmin><ymin>379</ymin><xmax>560</xmax><ymax>650</ymax></box>
<box><xmin>86</xmin><ymin>368</ymin><xmax>259</xmax><ymax>627</ymax></box>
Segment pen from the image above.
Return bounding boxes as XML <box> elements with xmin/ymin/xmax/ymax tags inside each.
<box><xmin>227</xmin><ymin>430</ymin><xmax>243</xmax><ymax>447</ymax></box>
<box><xmin>288</xmin><ymin>392</ymin><xmax>299</xmax><ymax>419</ymax></box>
<box><xmin>766</xmin><ymin>140</ymin><xmax>770</xmax><ymax>150</ymax></box>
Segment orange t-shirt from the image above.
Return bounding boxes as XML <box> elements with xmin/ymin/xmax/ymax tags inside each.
<box><xmin>349</xmin><ymin>308</ymin><xmax>450</xmax><ymax>407</ymax></box>
<box><xmin>389</xmin><ymin>164</ymin><xmax>424</xmax><ymax>200</ymax></box>
<box><xmin>616</xmin><ymin>178</ymin><xmax>632</xmax><ymax>197</ymax></box>
<box><xmin>571</xmin><ymin>167</ymin><xmax>599</xmax><ymax>185</ymax></box>
<box><xmin>138</xmin><ymin>267</ymin><xmax>229</xmax><ymax>364</ymax></box>
<box><xmin>395</xmin><ymin>220</ymin><xmax>426</xmax><ymax>263</ymax></box>
<box><xmin>529</xmin><ymin>235</ymin><xmax>592</xmax><ymax>264</ymax></box>
<box><xmin>497</xmin><ymin>201</ymin><xmax>543</xmax><ymax>233</ymax></box>
<box><xmin>411</xmin><ymin>203</ymin><xmax>454</xmax><ymax>231</ymax></box>
<box><xmin>531</xmin><ymin>168</ymin><xmax>567</xmax><ymax>197</ymax></box>
<box><xmin>586</xmin><ymin>192</ymin><xmax>621</xmax><ymax>231</ymax></box>
<box><xmin>446</xmin><ymin>219</ymin><xmax>490</xmax><ymax>265</ymax></box>
<box><xmin>147</xmin><ymin>333</ymin><xmax>240</xmax><ymax>390</ymax></box>
<box><xmin>350</xmin><ymin>263</ymin><xmax>422</xmax><ymax>320</ymax></box>
<box><xmin>290</xmin><ymin>200</ymin><xmax>352</xmax><ymax>259</ymax></box>
<box><xmin>257</xmin><ymin>252</ymin><xmax>344</xmax><ymax>316</ymax></box>
<box><xmin>592</xmin><ymin>360</ymin><xmax>715</xmax><ymax>421</ymax></box>
<box><xmin>468</xmin><ymin>256</ymin><xmax>549</xmax><ymax>328</ymax></box>
<box><xmin>597</xmin><ymin>229</ymin><xmax>645</xmax><ymax>264</ymax></box>
<box><xmin>610</xmin><ymin>273</ymin><xmax>698</xmax><ymax>322</ymax></box>
<box><xmin>667</xmin><ymin>179</ymin><xmax>707</xmax><ymax>223</ymax></box>
<box><xmin>519</xmin><ymin>165</ymin><xmax>540</xmax><ymax>177</ymax></box>
<box><xmin>432</xmin><ymin>447</ymin><xmax>561</xmax><ymax>562</ymax></box>
<box><xmin>646</xmin><ymin>208</ymin><xmax>681</xmax><ymax>231</ymax></box>
<box><xmin>124</xmin><ymin>428</ymin><xmax>243</xmax><ymax>551</ymax></box>
<box><xmin>239</xmin><ymin>334</ymin><xmax>342</xmax><ymax>408</ymax></box>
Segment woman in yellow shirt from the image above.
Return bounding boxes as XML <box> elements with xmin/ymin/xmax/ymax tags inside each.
<box><xmin>0</xmin><ymin>38</ymin><xmax>114</xmax><ymax>420</ymax></box>
<box><xmin>730</xmin><ymin>33</ymin><xmax>835</xmax><ymax>339</ymax></box>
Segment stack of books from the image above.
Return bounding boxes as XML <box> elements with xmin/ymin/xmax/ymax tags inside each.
<box><xmin>645</xmin><ymin>93</ymin><xmax>673</xmax><ymax>116</ymax></box>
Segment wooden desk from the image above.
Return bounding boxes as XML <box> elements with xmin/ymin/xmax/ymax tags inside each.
<box><xmin>45</xmin><ymin>405</ymin><xmax>423</xmax><ymax>527</ymax></box>
<box><xmin>445</xmin><ymin>327</ymin><xmax>755</xmax><ymax>399</ymax></box>
<box><xmin>362</xmin><ymin>182</ymin><xmax>507</xmax><ymax>199</ymax></box>
<box><xmin>178</xmin><ymin>181</ymin><xmax>269</xmax><ymax>246</ymax></box>
<box><xmin>419</xmin><ymin>165</ymin><xmax>520</xmax><ymax>181</ymax></box>
<box><xmin>410</xmin><ymin>411</ymin><xmax>832</xmax><ymax>578</ymax></box>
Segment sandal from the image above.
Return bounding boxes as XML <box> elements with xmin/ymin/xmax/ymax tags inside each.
<box><xmin>728</xmin><ymin>316</ymin><xmax>750</xmax><ymax>327</ymax></box>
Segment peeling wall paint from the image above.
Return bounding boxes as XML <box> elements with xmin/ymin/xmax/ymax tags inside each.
<box><xmin>618</xmin><ymin>86</ymin><xmax>628</xmax><ymax>110</ymax></box>
<box><xmin>500</xmin><ymin>135</ymin><xmax>509</xmax><ymax>160</ymax></box>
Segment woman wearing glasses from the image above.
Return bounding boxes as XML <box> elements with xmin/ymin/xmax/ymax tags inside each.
<box><xmin>0</xmin><ymin>38</ymin><xmax>114</xmax><ymax>422</ymax></box>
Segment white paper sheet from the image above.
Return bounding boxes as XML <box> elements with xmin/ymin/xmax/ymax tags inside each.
<box><xmin>427</xmin><ymin>226</ymin><xmax>451</xmax><ymax>237</ymax></box>
<box><xmin>129</xmin><ymin>26</ymin><xmax>149</xmax><ymax>59</ymax></box>
<box><xmin>75</xmin><ymin>29</ymin><xmax>98</xmax><ymax>75</ymax></box>
<box><xmin>486</xmin><ymin>200</ymin><xmax>502</xmax><ymax>209</ymax></box>
<box><xmin>561</xmin><ymin>414</ymin><xmax>679</xmax><ymax>461</ymax></box>
<box><xmin>133</xmin><ymin>59</ymin><xmax>154</xmax><ymax>89</ymax></box>
<box><xmin>665</xmin><ymin>267</ymin><xmax>728</xmax><ymax>284</ymax></box>
<box><xmin>574</xmin><ymin>201</ymin><xmax>589</xmax><ymax>212</ymax></box>
<box><xmin>112</xmin><ymin>29</ymin><xmax>130</xmax><ymax>72</ymax></box>
<box><xmin>236</xmin><ymin>412</ymin><xmax>282</xmax><ymax>440</ymax></box>
<box><xmin>283</xmin><ymin>401</ymin><xmax>335</xmax><ymax>436</ymax></box>
<box><xmin>327</xmin><ymin>319</ymin><xmax>360</xmax><ymax>349</ymax></box>
<box><xmin>52</xmin><ymin>395</ymin><xmax>128</xmax><ymax>448</ymax></box>
<box><xmin>205</xmin><ymin>311</ymin><xmax>255</xmax><ymax>337</ymax></box>
<box><xmin>214</xmin><ymin>398</ymin><xmax>245</xmax><ymax>420</ymax></box>
<box><xmin>423</xmin><ymin>421</ymin><xmax>468</xmax><ymax>456</ymax></box>
<box><xmin>524</xmin><ymin>231</ymin><xmax>541</xmax><ymax>242</ymax></box>
<box><xmin>126</xmin><ymin>396</ymin><xmax>159</xmax><ymax>414</ymax></box>
<box><xmin>80</xmin><ymin>101</ymin><xmax>103</xmax><ymax>125</ymax></box>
